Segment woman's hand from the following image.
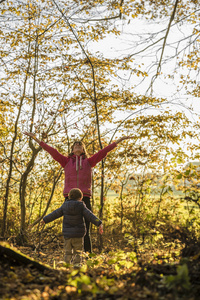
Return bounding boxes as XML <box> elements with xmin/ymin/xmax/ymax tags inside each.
<box><xmin>23</xmin><ymin>131</ymin><xmax>35</xmax><ymax>138</ymax></box>
<box><xmin>115</xmin><ymin>136</ymin><xmax>134</xmax><ymax>144</ymax></box>
<box><xmin>23</xmin><ymin>132</ymin><xmax>41</xmax><ymax>144</ymax></box>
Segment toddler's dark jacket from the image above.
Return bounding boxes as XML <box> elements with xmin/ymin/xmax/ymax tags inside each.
<box><xmin>43</xmin><ymin>199</ymin><xmax>102</xmax><ymax>238</ymax></box>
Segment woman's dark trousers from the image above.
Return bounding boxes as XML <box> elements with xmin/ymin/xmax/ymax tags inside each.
<box><xmin>82</xmin><ymin>196</ymin><xmax>92</xmax><ymax>253</ymax></box>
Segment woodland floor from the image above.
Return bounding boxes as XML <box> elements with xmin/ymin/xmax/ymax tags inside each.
<box><xmin>0</xmin><ymin>232</ymin><xmax>200</xmax><ymax>300</ymax></box>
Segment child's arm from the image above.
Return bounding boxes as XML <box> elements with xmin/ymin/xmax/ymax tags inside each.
<box><xmin>82</xmin><ymin>203</ymin><xmax>102</xmax><ymax>227</ymax></box>
<box><xmin>43</xmin><ymin>206</ymin><xmax>63</xmax><ymax>224</ymax></box>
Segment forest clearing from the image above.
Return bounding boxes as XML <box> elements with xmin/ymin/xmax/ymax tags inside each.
<box><xmin>0</xmin><ymin>232</ymin><xmax>200</xmax><ymax>299</ymax></box>
<box><xmin>1</xmin><ymin>191</ymin><xmax>200</xmax><ymax>299</ymax></box>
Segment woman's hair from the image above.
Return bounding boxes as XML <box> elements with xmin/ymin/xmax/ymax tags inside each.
<box><xmin>69</xmin><ymin>140</ymin><xmax>88</xmax><ymax>157</ymax></box>
<box><xmin>69</xmin><ymin>188</ymin><xmax>83</xmax><ymax>200</ymax></box>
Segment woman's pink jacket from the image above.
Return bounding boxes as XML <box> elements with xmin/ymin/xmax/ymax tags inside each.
<box><xmin>40</xmin><ymin>141</ymin><xmax>117</xmax><ymax>197</ymax></box>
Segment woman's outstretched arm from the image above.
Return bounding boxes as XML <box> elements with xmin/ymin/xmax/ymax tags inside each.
<box><xmin>88</xmin><ymin>136</ymin><xmax>134</xmax><ymax>167</ymax></box>
<box><xmin>23</xmin><ymin>132</ymin><xmax>68</xmax><ymax>167</ymax></box>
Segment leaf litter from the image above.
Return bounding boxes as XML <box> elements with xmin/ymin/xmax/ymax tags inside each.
<box><xmin>0</xmin><ymin>234</ymin><xmax>200</xmax><ymax>300</ymax></box>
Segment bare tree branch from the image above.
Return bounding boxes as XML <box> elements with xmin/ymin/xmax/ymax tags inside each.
<box><xmin>70</xmin><ymin>0</ymin><xmax>124</xmax><ymax>23</ymax></box>
<box><xmin>52</xmin><ymin>0</ymin><xmax>103</xmax><ymax>148</ymax></box>
<box><xmin>147</xmin><ymin>0</ymin><xmax>180</xmax><ymax>95</ymax></box>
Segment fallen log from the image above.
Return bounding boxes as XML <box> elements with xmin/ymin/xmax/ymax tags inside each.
<box><xmin>0</xmin><ymin>242</ymin><xmax>51</xmax><ymax>271</ymax></box>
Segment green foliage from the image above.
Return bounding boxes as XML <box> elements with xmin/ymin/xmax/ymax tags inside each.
<box><xmin>68</xmin><ymin>271</ymin><xmax>96</xmax><ymax>294</ymax></box>
<box><xmin>107</xmin><ymin>250</ymin><xmax>137</xmax><ymax>271</ymax></box>
<box><xmin>163</xmin><ymin>263</ymin><xmax>191</xmax><ymax>291</ymax></box>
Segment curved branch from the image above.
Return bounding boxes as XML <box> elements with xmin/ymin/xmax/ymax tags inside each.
<box><xmin>147</xmin><ymin>0</ymin><xmax>180</xmax><ymax>94</ymax></box>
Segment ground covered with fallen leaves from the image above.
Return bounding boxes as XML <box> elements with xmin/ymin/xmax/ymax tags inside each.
<box><xmin>0</xmin><ymin>232</ymin><xmax>200</xmax><ymax>300</ymax></box>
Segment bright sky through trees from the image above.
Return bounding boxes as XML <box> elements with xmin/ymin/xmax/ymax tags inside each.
<box><xmin>90</xmin><ymin>18</ymin><xmax>199</xmax><ymax>103</ymax></box>
<box><xmin>88</xmin><ymin>13</ymin><xmax>200</xmax><ymax>150</ymax></box>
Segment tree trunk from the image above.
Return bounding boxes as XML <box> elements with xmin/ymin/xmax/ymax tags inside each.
<box><xmin>18</xmin><ymin>147</ymin><xmax>41</xmax><ymax>243</ymax></box>
<box><xmin>17</xmin><ymin>35</ymin><xmax>40</xmax><ymax>243</ymax></box>
<box><xmin>2</xmin><ymin>89</ymin><xmax>28</xmax><ymax>237</ymax></box>
<box><xmin>1</xmin><ymin>39</ymin><xmax>31</xmax><ymax>237</ymax></box>
<box><xmin>31</xmin><ymin>168</ymin><xmax>63</xmax><ymax>227</ymax></box>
